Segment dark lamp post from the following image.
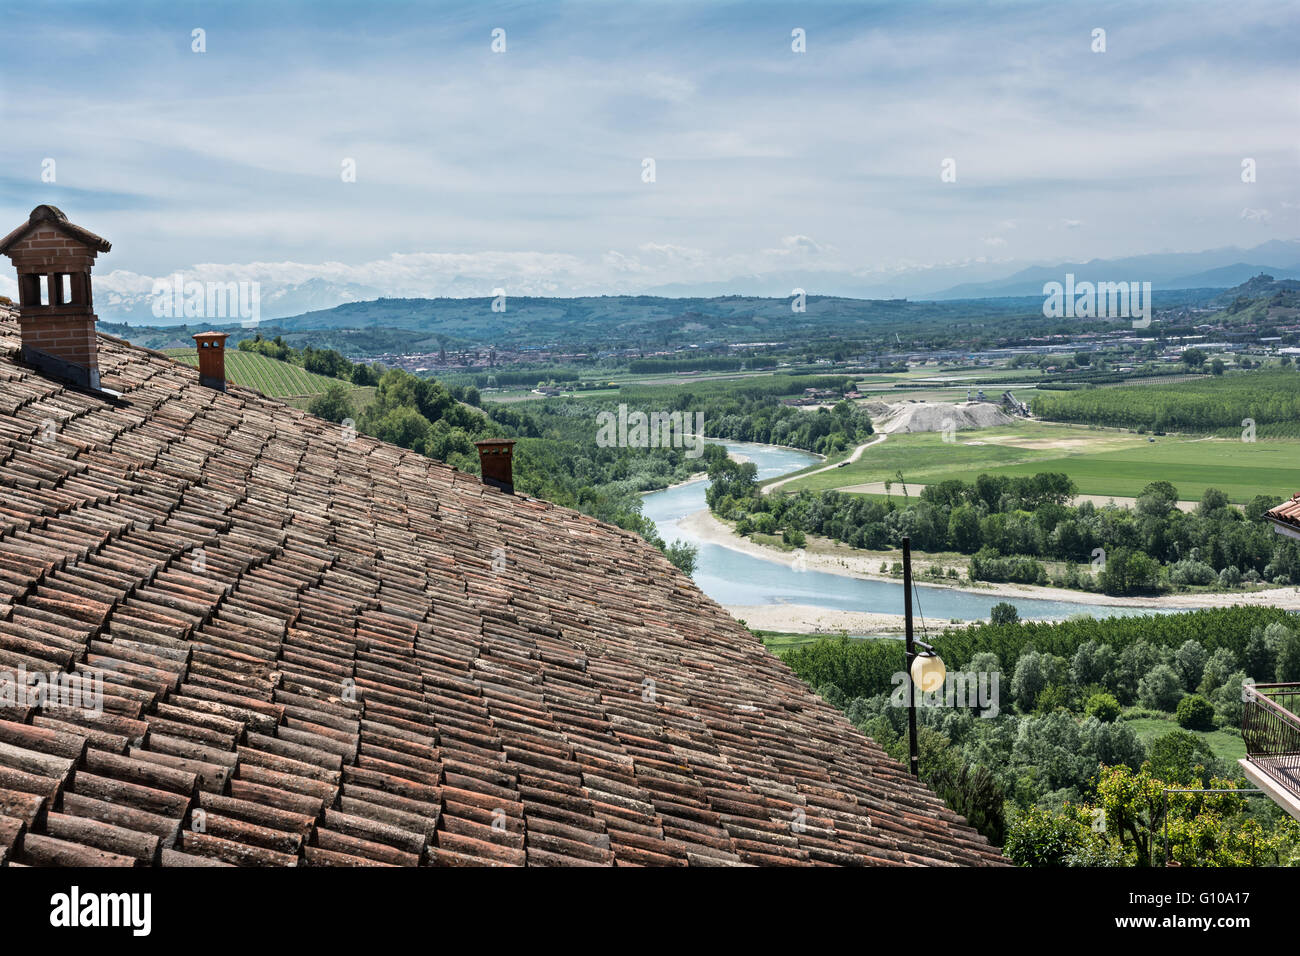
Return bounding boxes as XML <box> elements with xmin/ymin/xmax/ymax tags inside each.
<box><xmin>902</xmin><ymin>536</ymin><xmax>945</xmax><ymax>778</ymax></box>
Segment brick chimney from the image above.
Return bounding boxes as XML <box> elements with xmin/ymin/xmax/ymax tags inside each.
<box><xmin>474</xmin><ymin>439</ymin><xmax>516</xmax><ymax>493</ymax></box>
<box><xmin>0</xmin><ymin>205</ymin><xmax>111</xmax><ymax>390</ymax></box>
<box><xmin>192</xmin><ymin>331</ymin><xmax>229</xmax><ymax>390</ymax></box>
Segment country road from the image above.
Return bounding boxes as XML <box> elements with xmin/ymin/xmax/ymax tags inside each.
<box><xmin>761</xmin><ymin>434</ymin><xmax>887</xmax><ymax>495</ymax></box>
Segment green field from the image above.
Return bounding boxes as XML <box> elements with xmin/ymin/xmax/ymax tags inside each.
<box><xmin>777</xmin><ymin>422</ymin><xmax>1139</xmax><ymax>492</ymax></box>
<box><xmin>166</xmin><ymin>349</ymin><xmax>352</xmax><ymax>398</ymax></box>
<box><xmin>759</xmin><ymin>631</ymin><xmax>878</xmax><ymax>651</ymax></box>
<box><xmin>1123</xmin><ymin>715</ymin><xmax>1246</xmax><ymax>766</ymax></box>
<box><xmin>777</xmin><ymin>421</ymin><xmax>1300</xmax><ymax>504</ymax></box>
<box><xmin>936</xmin><ymin>439</ymin><xmax>1300</xmax><ymax>504</ymax></box>
<box><xmin>1033</xmin><ymin>367</ymin><xmax>1300</xmax><ymax>434</ymax></box>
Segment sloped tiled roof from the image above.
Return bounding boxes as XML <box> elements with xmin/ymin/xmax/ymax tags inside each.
<box><xmin>0</xmin><ymin>308</ymin><xmax>1004</xmax><ymax>867</ymax></box>
<box><xmin>1266</xmin><ymin>495</ymin><xmax>1300</xmax><ymax>534</ymax></box>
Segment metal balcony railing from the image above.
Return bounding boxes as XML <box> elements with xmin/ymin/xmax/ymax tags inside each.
<box><xmin>1242</xmin><ymin>682</ymin><xmax>1300</xmax><ymax>801</ymax></box>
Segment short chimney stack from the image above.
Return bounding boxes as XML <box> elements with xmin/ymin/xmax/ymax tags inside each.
<box><xmin>0</xmin><ymin>205</ymin><xmax>111</xmax><ymax>390</ymax></box>
<box><xmin>474</xmin><ymin>439</ymin><xmax>516</xmax><ymax>493</ymax></box>
<box><xmin>192</xmin><ymin>331</ymin><xmax>229</xmax><ymax>390</ymax></box>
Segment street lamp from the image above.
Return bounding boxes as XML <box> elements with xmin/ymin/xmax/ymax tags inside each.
<box><xmin>911</xmin><ymin>648</ymin><xmax>946</xmax><ymax>693</ymax></box>
<box><xmin>902</xmin><ymin>536</ymin><xmax>945</xmax><ymax>778</ymax></box>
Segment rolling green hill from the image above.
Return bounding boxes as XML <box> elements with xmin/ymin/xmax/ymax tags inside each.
<box><xmin>165</xmin><ymin>348</ymin><xmax>351</xmax><ymax>399</ymax></box>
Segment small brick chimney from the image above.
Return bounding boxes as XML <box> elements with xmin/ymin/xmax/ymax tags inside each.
<box><xmin>192</xmin><ymin>331</ymin><xmax>229</xmax><ymax>390</ymax></box>
<box><xmin>0</xmin><ymin>205</ymin><xmax>111</xmax><ymax>390</ymax></box>
<box><xmin>474</xmin><ymin>439</ymin><xmax>516</xmax><ymax>493</ymax></box>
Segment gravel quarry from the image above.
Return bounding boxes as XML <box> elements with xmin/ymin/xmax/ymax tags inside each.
<box><xmin>869</xmin><ymin>400</ymin><xmax>1016</xmax><ymax>434</ymax></box>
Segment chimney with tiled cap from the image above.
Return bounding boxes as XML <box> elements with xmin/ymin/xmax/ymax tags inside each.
<box><xmin>192</xmin><ymin>331</ymin><xmax>229</xmax><ymax>390</ymax></box>
<box><xmin>474</xmin><ymin>438</ymin><xmax>516</xmax><ymax>493</ymax></box>
<box><xmin>0</xmin><ymin>205</ymin><xmax>111</xmax><ymax>390</ymax></box>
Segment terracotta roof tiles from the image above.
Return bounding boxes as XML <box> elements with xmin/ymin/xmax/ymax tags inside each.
<box><xmin>0</xmin><ymin>307</ymin><xmax>1004</xmax><ymax>866</ymax></box>
<box><xmin>1266</xmin><ymin>494</ymin><xmax>1300</xmax><ymax>533</ymax></box>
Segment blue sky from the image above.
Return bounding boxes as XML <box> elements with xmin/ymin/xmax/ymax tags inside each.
<box><xmin>1</xmin><ymin>0</ymin><xmax>1296</xmax><ymax>308</ymax></box>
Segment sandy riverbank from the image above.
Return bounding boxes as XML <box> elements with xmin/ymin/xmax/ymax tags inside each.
<box><xmin>678</xmin><ymin>508</ymin><xmax>1300</xmax><ymax>613</ymax></box>
<box><xmin>649</xmin><ymin>471</ymin><xmax>708</xmax><ymax>493</ymax></box>
<box><xmin>723</xmin><ymin>603</ymin><xmax>985</xmax><ymax>636</ymax></box>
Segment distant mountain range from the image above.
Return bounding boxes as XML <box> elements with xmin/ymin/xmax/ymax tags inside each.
<box><xmin>108</xmin><ymin>272</ymin><xmax>1294</xmax><ymax>356</ymax></box>
<box><xmin>920</xmin><ymin>240</ymin><xmax>1300</xmax><ymax>300</ymax></box>
<box><xmin>100</xmin><ymin>276</ymin><xmax>384</xmax><ymax>328</ymax></box>
<box><xmin>98</xmin><ymin>239</ymin><xmax>1300</xmax><ymax>327</ymax></box>
<box><xmin>642</xmin><ymin>240</ymin><xmax>1300</xmax><ymax>300</ymax></box>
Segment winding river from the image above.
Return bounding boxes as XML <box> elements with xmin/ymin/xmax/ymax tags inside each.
<box><xmin>642</xmin><ymin>440</ymin><xmax>1163</xmax><ymax>625</ymax></box>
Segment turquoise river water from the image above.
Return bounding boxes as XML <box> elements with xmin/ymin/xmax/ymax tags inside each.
<box><xmin>641</xmin><ymin>440</ymin><xmax>1172</xmax><ymax>625</ymax></box>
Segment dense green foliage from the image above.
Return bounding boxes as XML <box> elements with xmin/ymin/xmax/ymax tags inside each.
<box><xmin>467</xmin><ymin>368</ymin><xmax>581</xmax><ymax>389</ymax></box>
<box><xmin>1175</xmin><ymin>694</ymin><xmax>1216</xmax><ymax>731</ymax></box>
<box><xmin>716</xmin><ymin>471</ymin><xmax>1300</xmax><ymax>594</ymax></box>
<box><xmin>781</xmin><ymin>607</ymin><xmax>1297</xmax><ymax>704</ymax></box>
<box><xmin>610</xmin><ymin>375</ymin><xmax>871</xmax><ymax>455</ymax></box>
<box><xmin>626</xmin><ymin>356</ymin><xmax>752</xmax><ymax>373</ymax></box>
<box><xmin>307</xmin><ymin>383</ymin><xmax>353</xmax><ymax>423</ymax></box>
<box><xmin>1033</xmin><ymin>368</ymin><xmax>1300</xmax><ymax>434</ymax></box>
<box><xmin>782</xmin><ymin>608</ymin><xmax>1300</xmax><ymax>861</ymax></box>
<box><xmin>1003</xmin><ymin>768</ymin><xmax>1298</xmax><ymax>867</ymax></box>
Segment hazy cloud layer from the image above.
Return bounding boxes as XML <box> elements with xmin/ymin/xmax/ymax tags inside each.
<box><xmin>1</xmin><ymin>0</ymin><xmax>1296</xmax><ymax>305</ymax></box>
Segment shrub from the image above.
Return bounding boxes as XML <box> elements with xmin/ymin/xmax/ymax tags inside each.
<box><xmin>307</xmin><ymin>383</ymin><xmax>353</xmax><ymax>424</ymax></box>
<box><xmin>1147</xmin><ymin>730</ymin><xmax>1222</xmax><ymax>786</ymax></box>
<box><xmin>1003</xmin><ymin>806</ymin><xmax>1111</xmax><ymax>867</ymax></box>
<box><xmin>990</xmin><ymin>602</ymin><xmax>1020</xmax><ymax>626</ymax></box>
<box><xmin>1208</xmin><ymin>671</ymin><xmax>1250</xmax><ymax>727</ymax></box>
<box><xmin>1276</xmin><ymin>627</ymin><xmax>1300</xmax><ymax>682</ymax></box>
<box><xmin>1035</xmin><ymin>683</ymin><xmax>1072</xmax><ymax>715</ymax></box>
<box><xmin>815</xmin><ymin>682</ymin><xmax>848</xmax><ymax>709</ymax></box>
<box><xmin>1138</xmin><ymin>664</ymin><xmax>1184</xmax><ymax>711</ymax></box>
<box><xmin>1175</xmin><ymin>694</ymin><xmax>1215</xmax><ymax>731</ymax></box>
<box><xmin>969</xmin><ymin>548</ymin><xmax>1046</xmax><ymax>585</ymax></box>
<box><xmin>1071</xmin><ymin>640</ymin><xmax>1117</xmax><ymax>689</ymax></box>
<box><xmin>663</xmin><ymin>540</ymin><xmax>698</xmax><ymax>577</ymax></box>
<box><xmin>1173</xmin><ymin>640</ymin><xmax>1207</xmax><ymax>690</ymax></box>
<box><xmin>1011</xmin><ymin>650</ymin><xmax>1062</xmax><ymax>712</ymax></box>
<box><xmin>1168</xmin><ymin>559</ymin><xmax>1216</xmax><ymax>587</ymax></box>
<box><xmin>1085</xmin><ymin>692</ymin><xmax>1121</xmax><ymax>723</ymax></box>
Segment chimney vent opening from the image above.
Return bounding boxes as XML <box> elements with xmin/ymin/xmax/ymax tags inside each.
<box><xmin>192</xmin><ymin>331</ymin><xmax>229</xmax><ymax>391</ymax></box>
<box><xmin>0</xmin><ymin>206</ymin><xmax>111</xmax><ymax>391</ymax></box>
<box><xmin>474</xmin><ymin>439</ymin><xmax>517</xmax><ymax>494</ymax></box>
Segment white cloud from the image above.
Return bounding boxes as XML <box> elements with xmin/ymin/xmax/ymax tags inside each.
<box><xmin>773</xmin><ymin>235</ymin><xmax>830</xmax><ymax>256</ymax></box>
<box><xmin>1</xmin><ymin>1</ymin><xmax>1295</xmax><ymax>287</ymax></box>
<box><xmin>642</xmin><ymin>72</ymin><xmax>697</xmax><ymax>103</ymax></box>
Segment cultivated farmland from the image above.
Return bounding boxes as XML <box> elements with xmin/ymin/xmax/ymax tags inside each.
<box><xmin>1032</xmin><ymin>368</ymin><xmax>1300</xmax><ymax>435</ymax></box>
<box><xmin>775</xmin><ymin>421</ymin><xmax>1300</xmax><ymax>504</ymax></box>
<box><xmin>166</xmin><ymin>349</ymin><xmax>350</xmax><ymax>399</ymax></box>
